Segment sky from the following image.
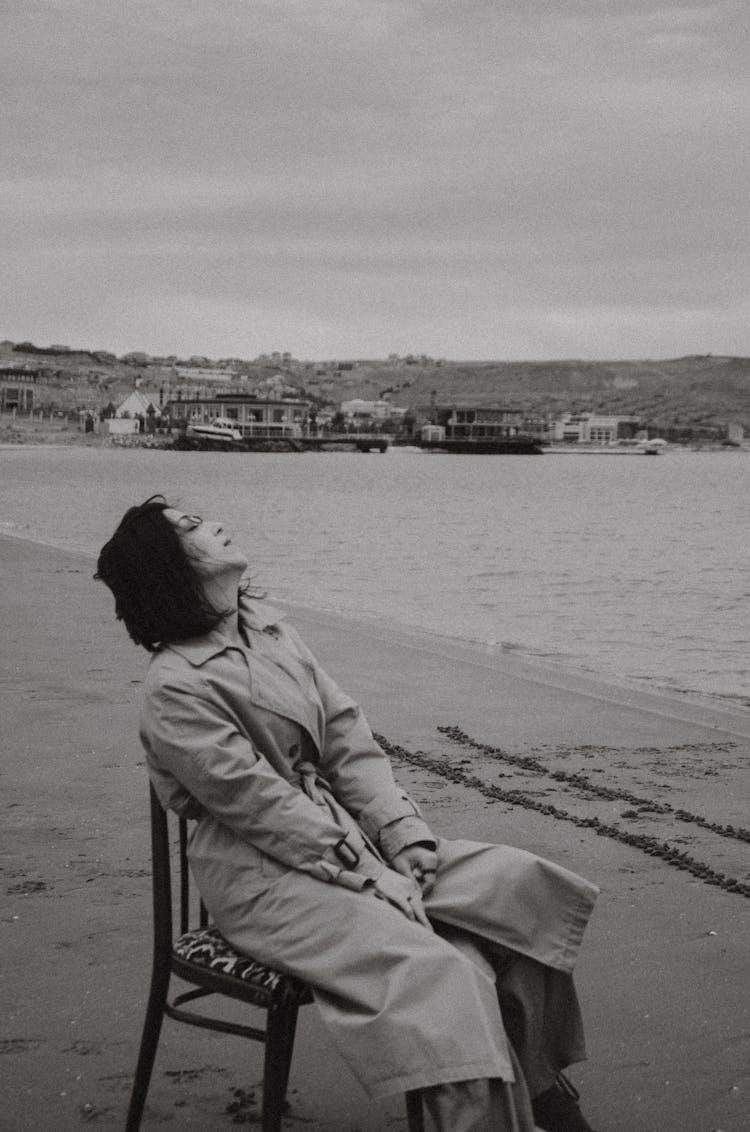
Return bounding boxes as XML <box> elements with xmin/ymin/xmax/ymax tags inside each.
<box><xmin>4</xmin><ymin>0</ymin><xmax>750</xmax><ymax>360</ymax></box>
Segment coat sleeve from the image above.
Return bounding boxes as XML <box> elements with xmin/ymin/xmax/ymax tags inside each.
<box><xmin>140</xmin><ymin>674</ymin><xmax>382</xmax><ymax>891</ymax></box>
<box><xmin>280</xmin><ymin>625</ymin><xmax>437</xmax><ymax>858</ymax></box>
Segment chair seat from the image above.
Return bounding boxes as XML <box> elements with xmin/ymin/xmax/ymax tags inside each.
<box><xmin>173</xmin><ymin>926</ymin><xmax>311</xmax><ymax>1002</ymax></box>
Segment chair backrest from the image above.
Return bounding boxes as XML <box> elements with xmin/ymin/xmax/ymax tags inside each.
<box><xmin>148</xmin><ymin>783</ymin><xmax>207</xmax><ymax>953</ymax></box>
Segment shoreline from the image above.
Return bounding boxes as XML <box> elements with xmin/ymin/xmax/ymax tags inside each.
<box><xmin>2</xmin><ymin>536</ymin><xmax>750</xmax><ymax>1130</ymax></box>
<box><xmin>1</xmin><ymin>415</ymin><xmax>749</xmax><ymax>456</ymax></box>
<box><xmin>2</xmin><ymin>526</ymin><xmax>749</xmax><ymax>737</ymax></box>
<box><xmin>285</xmin><ymin>597</ymin><xmax>750</xmax><ymax>740</ymax></box>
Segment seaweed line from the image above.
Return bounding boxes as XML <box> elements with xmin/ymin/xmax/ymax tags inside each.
<box><xmin>438</xmin><ymin>724</ymin><xmax>750</xmax><ymax>847</ymax></box>
<box><xmin>374</xmin><ymin>732</ymin><xmax>750</xmax><ymax>901</ymax></box>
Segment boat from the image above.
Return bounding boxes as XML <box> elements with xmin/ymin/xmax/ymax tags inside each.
<box><xmin>544</xmin><ymin>439</ymin><xmax>668</xmax><ymax>456</ymax></box>
<box><xmin>640</xmin><ymin>438</ymin><xmax>668</xmax><ymax>455</ymax></box>
<box><xmin>186</xmin><ymin>417</ymin><xmax>244</xmax><ymax>443</ymax></box>
<box><xmin>416</xmin><ymin>437</ymin><xmax>543</xmax><ymax>454</ymax></box>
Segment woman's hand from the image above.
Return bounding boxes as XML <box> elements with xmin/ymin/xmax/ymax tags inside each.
<box><xmin>390</xmin><ymin>844</ymin><xmax>438</xmax><ymax>897</ymax></box>
<box><xmin>372</xmin><ymin>867</ymin><xmax>432</xmax><ymax>929</ymax></box>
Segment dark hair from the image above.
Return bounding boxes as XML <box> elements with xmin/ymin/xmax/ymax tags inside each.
<box><xmin>95</xmin><ymin>495</ymin><xmax>229</xmax><ymax>651</ymax></box>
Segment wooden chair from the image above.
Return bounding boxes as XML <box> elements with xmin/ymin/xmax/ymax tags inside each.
<box><xmin>125</xmin><ymin>784</ymin><xmax>425</xmax><ymax>1131</ymax></box>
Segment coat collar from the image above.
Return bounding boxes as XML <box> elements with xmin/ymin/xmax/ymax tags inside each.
<box><xmin>165</xmin><ymin>596</ymin><xmax>287</xmax><ymax>668</ymax></box>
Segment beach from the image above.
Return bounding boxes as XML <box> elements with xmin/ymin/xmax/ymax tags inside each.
<box><xmin>2</xmin><ymin>533</ymin><xmax>750</xmax><ymax>1131</ymax></box>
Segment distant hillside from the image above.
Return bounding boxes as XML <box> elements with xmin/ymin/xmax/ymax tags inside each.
<box><xmin>302</xmin><ymin>356</ymin><xmax>750</xmax><ymax>432</ymax></box>
<box><xmin>3</xmin><ymin>338</ymin><xmax>749</xmax><ymax>435</ymax></box>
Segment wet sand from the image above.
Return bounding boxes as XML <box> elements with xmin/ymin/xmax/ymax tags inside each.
<box><xmin>2</xmin><ymin>533</ymin><xmax>749</xmax><ymax>1131</ymax></box>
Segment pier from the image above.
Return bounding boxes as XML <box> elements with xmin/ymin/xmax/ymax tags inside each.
<box><xmin>171</xmin><ymin>432</ymin><xmax>392</xmax><ymax>453</ymax></box>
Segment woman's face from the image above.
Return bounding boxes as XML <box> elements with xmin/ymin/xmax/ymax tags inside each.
<box><xmin>164</xmin><ymin>508</ymin><xmax>249</xmax><ymax>579</ymax></box>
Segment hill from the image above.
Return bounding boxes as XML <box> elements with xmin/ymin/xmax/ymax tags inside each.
<box><xmin>2</xmin><ymin>339</ymin><xmax>749</xmax><ymax>437</ymax></box>
<box><xmin>302</xmin><ymin>355</ymin><xmax>750</xmax><ymax>434</ymax></box>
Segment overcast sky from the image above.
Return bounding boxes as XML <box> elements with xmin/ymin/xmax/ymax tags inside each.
<box><xmin>4</xmin><ymin>0</ymin><xmax>749</xmax><ymax>360</ymax></box>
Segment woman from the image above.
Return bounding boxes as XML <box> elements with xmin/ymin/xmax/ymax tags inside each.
<box><xmin>97</xmin><ymin>495</ymin><xmax>600</xmax><ymax>1132</ymax></box>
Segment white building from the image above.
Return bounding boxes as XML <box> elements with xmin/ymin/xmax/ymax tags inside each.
<box><xmin>108</xmin><ymin>390</ymin><xmax>161</xmax><ymax>435</ymax></box>
<box><xmin>552</xmin><ymin>413</ymin><xmax>640</xmax><ymax>444</ymax></box>
<box><xmin>114</xmin><ymin>390</ymin><xmax>160</xmax><ymax>419</ymax></box>
<box><xmin>341</xmin><ymin>399</ymin><xmax>405</xmax><ymax>420</ymax></box>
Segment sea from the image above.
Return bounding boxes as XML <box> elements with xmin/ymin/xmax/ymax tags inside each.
<box><xmin>1</xmin><ymin>443</ymin><xmax>749</xmax><ymax>712</ymax></box>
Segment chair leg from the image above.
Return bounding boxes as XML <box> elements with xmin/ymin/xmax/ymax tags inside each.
<box><xmin>405</xmin><ymin>1089</ymin><xmax>425</xmax><ymax>1132</ymax></box>
<box><xmin>262</xmin><ymin>996</ymin><xmax>299</xmax><ymax>1132</ymax></box>
<box><xmin>125</xmin><ymin>963</ymin><xmax>171</xmax><ymax>1131</ymax></box>
<box><xmin>500</xmin><ymin>1079</ymin><xmax>522</xmax><ymax>1132</ymax></box>
<box><xmin>277</xmin><ymin>1000</ymin><xmax>300</xmax><ymax>1105</ymax></box>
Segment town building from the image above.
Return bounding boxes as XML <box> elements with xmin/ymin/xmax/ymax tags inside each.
<box><xmin>434</xmin><ymin>405</ymin><xmax>524</xmax><ymax>440</ymax></box>
<box><xmin>254</xmin><ymin>352</ymin><xmax>295</xmax><ymax>366</ymax></box>
<box><xmin>552</xmin><ymin>413</ymin><xmax>640</xmax><ymax>444</ymax></box>
<box><xmin>0</xmin><ymin>366</ymin><xmax>38</xmax><ymax>412</ymax></box>
<box><xmin>341</xmin><ymin>398</ymin><xmax>406</xmax><ymax>420</ymax></box>
<box><xmin>107</xmin><ymin>389</ymin><xmax>162</xmax><ymax>435</ymax></box>
<box><xmin>164</xmin><ymin>393</ymin><xmax>310</xmax><ymax>439</ymax></box>
<box><xmin>114</xmin><ymin>390</ymin><xmax>161</xmax><ymax>419</ymax></box>
<box><xmin>174</xmin><ymin>366</ymin><xmax>239</xmax><ymax>383</ymax></box>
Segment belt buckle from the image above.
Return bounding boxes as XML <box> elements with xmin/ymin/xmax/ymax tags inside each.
<box><xmin>333</xmin><ymin>837</ymin><xmax>360</xmax><ymax>868</ymax></box>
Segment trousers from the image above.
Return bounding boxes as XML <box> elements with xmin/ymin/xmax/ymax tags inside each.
<box><xmin>421</xmin><ymin>924</ymin><xmax>584</xmax><ymax>1130</ymax></box>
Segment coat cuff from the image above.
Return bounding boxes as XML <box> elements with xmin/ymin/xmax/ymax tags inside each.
<box><xmin>357</xmin><ymin>791</ymin><xmax>426</xmax><ymax>844</ymax></box>
<box><xmin>379</xmin><ymin>815</ymin><xmax>437</xmax><ymax>861</ymax></box>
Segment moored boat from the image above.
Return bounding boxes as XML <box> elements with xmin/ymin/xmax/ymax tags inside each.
<box><xmin>544</xmin><ymin>439</ymin><xmax>668</xmax><ymax>455</ymax></box>
<box><xmin>640</xmin><ymin>438</ymin><xmax>668</xmax><ymax>455</ymax></box>
<box><xmin>416</xmin><ymin>437</ymin><xmax>543</xmax><ymax>454</ymax></box>
<box><xmin>186</xmin><ymin>417</ymin><xmax>244</xmax><ymax>443</ymax></box>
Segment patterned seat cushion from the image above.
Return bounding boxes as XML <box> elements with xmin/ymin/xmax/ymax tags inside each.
<box><xmin>173</xmin><ymin>926</ymin><xmax>295</xmax><ymax>995</ymax></box>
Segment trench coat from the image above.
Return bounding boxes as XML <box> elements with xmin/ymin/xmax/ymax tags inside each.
<box><xmin>139</xmin><ymin>592</ymin><xmax>598</xmax><ymax>1099</ymax></box>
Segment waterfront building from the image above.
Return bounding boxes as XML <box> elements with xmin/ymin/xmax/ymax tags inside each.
<box><xmin>0</xmin><ymin>366</ymin><xmax>38</xmax><ymax>412</ymax></box>
<box><xmin>114</xmin><ymin>390</ymin><xmax>161</xmax><ymax>419</ymax></box>
<box><xmin>164</xmin><ymin>393</ymin><xmax>310</xmax><ymax>439</ymax></box>
<box><xmin>107</xmin><ymin>389</ymin><xmax>161</xmax><ymax>436</ymax></box>
<box><xmin>552</xmin><ymin>413</ymin><xmax>640</xmax><ymax>444</ymax></box>
<box><xmin>434</xmin><ymin>405</ymin><xmax>524</xmax><ymax>440</ymax></box>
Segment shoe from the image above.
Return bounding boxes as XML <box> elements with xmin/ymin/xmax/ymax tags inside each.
<box><xmin>531</xmin><ymin>1074</ymin><xmax>597</xmax><ymax>1132</ymax></box>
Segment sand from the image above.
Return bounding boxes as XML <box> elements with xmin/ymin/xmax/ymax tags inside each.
<box><xmin>2</xmin><ymin>534</ymin><xmax>749</xmax><ymax>1131</ymax></box>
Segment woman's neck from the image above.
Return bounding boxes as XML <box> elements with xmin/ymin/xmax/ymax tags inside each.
<box><xmin>216</xmin><ymin>607</ymin><xmax>242</xmax><ymax>643</ymax></box>
<box><xmin>201</xmin><ymin>575</ymin><xmax>243</xmax><ymax>642</ymax></box>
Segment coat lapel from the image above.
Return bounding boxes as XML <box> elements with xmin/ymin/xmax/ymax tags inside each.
<box><xmin>162</xmin><ymin>598</ymin><xmax>325</xmax><ymax>753</ymax></box>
